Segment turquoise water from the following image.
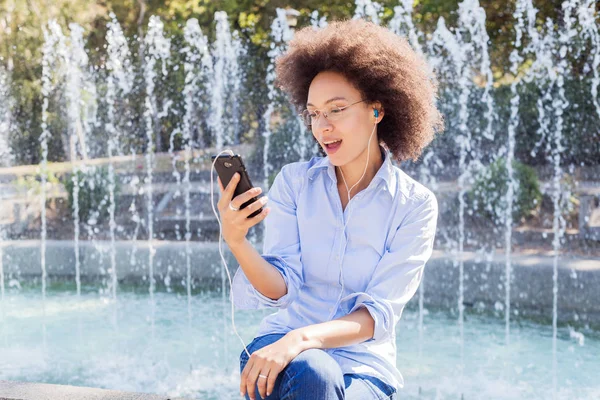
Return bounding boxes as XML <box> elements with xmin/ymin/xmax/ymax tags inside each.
<box><xmin>0</xmin><ymin>287</ymin><xmax>598</xmax><ymax>399</ymax></box>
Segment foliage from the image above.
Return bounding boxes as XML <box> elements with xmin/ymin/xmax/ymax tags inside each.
<box><xmin>62</xmin><ymin>166</ymin><xmax>117</xmax><ymax>224</ymax></box>
<box><xmin>14</xmin><ymin>168</ymin><xmax>60</xmax><ymax>196</ymax></box>
<box><xmin>0</xmin><ymin>0</ymin><xmax>598</xmax><ymax>169</ymax></box>
<box><xmin>468</xmin><ymin>158</ymin><xmax>542</xmax><ymax>224</ymax></box>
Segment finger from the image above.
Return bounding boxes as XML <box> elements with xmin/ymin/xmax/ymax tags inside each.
<box><xmin>240</xmin><ymin>359</ymin><xmax>252</xmax><ymax>397</ymax></box>
<box><xmin>231</xmin><ymin>186</ymin><xmax>262</xmax><ymax>210</ymax></box>
<box><xmin>241</xmin><ymin>207</ymin><xmax>271</xmax><ymax>229</ymax></box>
<box><xmin>266</xmin><ymin>369</ymin><xmax>279</xmax><ymax>398</ymax></box>
<box><xmin>245</xmin><ymin>363</ymin><xmax>263</xmax><ymax>400</ymax></box>
<box><xmin>225</xmin><ymin>172</ymin><xmax>240</xmax><ymax>198</ymax></box>
<box><xmin>257</xmin><ymin>369</ymin><xmax>272</xmax><ymax>400</ymax></box>
<box><xmin>219</xmin><ymin>173</ymin><xmax>240</xmax><ymax>208</ymax></box>
<box><xmin>240</xmin><ymin>196</ymin><xmax>268</xmax><ymax>219</ymax></box>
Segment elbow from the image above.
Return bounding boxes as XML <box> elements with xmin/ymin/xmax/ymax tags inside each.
<box><xmin>262</xmin><ymin>254</ymin><xmax>303</xmax><ymax>308</ymax></box>
<box><xmin>363</xmin><ymin>302</ymin><xmax>396</xmax><ymax>344</ymax></box>
<box><xmin>345</xmin><ymin>293</ymin><xmax>396</xmax><ymax>344</ymax></box>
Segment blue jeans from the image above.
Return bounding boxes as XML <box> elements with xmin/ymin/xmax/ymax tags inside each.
<box><xmin>239</xmin><ymin>333</ymin><xmax>398</xmax><ymax>400</ymax></box>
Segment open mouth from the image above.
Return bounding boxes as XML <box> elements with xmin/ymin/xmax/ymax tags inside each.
<box><xmin>324</xmin><ymin>139</ymin><xmax>342</xmax><ymax>153</ymax></box>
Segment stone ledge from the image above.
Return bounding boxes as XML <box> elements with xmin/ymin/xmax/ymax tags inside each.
<box><xmin>0</xmin><ymin>380</ymin><xmax>189</xmax><ymax>400</ymax></box>
<box><xmin>2</xmin><ymin>240</ymin><xmax>599</xmax><ymax>325</ymax></box>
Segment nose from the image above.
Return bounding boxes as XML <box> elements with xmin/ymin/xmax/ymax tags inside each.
<box><xmin>312</xmin><ymin>113</ymin><xmax>333</xmax><ymax>136</ymax></box>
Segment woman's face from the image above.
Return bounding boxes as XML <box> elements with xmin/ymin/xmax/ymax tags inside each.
<box><xmin>306</xmin><ymin>70</ymin><xmax>381</xmax><ymax>167</ymax></box>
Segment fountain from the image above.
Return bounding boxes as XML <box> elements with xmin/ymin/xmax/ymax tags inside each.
<box><xmin>105</xmin><ymin>12</ymin><xmax>134</xmax><ymax>300</ymax></box>
<box><xmin>0</xmin><ymin>3</ymin><xmax>598</xmax><ymax>399</ymax></box>
<box><xmin>143</xmin><ymin>15</ymin><xmax>171</xmax><ymax>308</ymax></box>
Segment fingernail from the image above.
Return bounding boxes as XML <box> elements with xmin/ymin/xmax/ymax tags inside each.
<box><xmin>240</xmin><ymin>392</ymin><xmax>244</xmax><ymax>398</ymax></box>
<box><xmin>267</xmin><ymin>391</ymin><xmax>271</xmax><ymax>396</ymax></box>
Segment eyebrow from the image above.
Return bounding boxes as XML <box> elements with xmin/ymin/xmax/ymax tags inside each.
<box><xmin>306</xmin><ymin>96</ymin><xmax>348</xmax><ymax>107</ymax></box>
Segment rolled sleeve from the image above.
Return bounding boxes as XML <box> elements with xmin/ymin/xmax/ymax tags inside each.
<box><xmin>231</xmin><ymin>255</ymin><xmax>300</xmax><ymax>309</ymax></box>
<box><xmin>338</xmin><ymin>193</ymin><xmax>438</xmax><ymax>344</ymax></box>
<box><xmin>229</xmin><ymin>164</ymin><xmax>304</xmax><ymax>310</ymax></box>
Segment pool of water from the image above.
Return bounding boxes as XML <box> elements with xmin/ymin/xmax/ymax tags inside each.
<box><xmin>0</xmin><ymin>286</ymin><xmax>598</xmax><ymax>399</ymax></box>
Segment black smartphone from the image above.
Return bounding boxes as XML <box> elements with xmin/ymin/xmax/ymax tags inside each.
<box><xmin>211</xmin><ymin>154</ymin><xmax>263</xmax><ymax>218</ymax></box>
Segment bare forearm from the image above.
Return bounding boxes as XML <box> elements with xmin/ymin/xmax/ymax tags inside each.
<box><xmin>289</xmin><ymin>307</ymin><xmax>375</xmax><ymax>352</ymax></box>
<box><xmin>228</xmin><ymin>239</ymin><xmax>287</xmax><ymax>300</ymax></box>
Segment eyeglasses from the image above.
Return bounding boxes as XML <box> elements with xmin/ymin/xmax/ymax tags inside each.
<box><xmin>300</xmin><ymin>99</ymin><xmax>367</xmax><ymax>127</ymax></box>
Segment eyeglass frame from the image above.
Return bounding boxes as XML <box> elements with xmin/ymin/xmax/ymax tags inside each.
<box><xmin>299</xmin><ymin>99</ymin><xmax>368</xmax><ymax>127</ymax></box>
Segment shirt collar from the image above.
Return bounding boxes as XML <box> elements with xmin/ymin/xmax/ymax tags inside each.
<box><xmin>307</xmin><ymin>145</ymin><xmax>396</xmax><ymax>199</ymax></box>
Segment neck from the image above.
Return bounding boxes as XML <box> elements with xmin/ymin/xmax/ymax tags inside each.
<box><xmin>336</xmin><ymin>141</ymin><xmax>384</xmax><ymax>196</ymax></box>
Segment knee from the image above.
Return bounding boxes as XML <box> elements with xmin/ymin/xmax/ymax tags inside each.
<box><xmin>285</xmin><ymin>349</ymin><xmax>344</xmax><ymax>388</ymax></box>
<box><xmin>240</xmin><ymin>349</ymin><xmax>250</xmax><ymax>372</ymax></box>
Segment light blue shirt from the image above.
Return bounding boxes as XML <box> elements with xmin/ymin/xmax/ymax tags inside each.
<box><xmin>231</xmin><ymin>146</ymin><xmax>438</xmax><ymax>391</ymax></box>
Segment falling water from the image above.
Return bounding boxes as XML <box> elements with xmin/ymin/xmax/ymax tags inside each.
<box><xmin>210</xmin><ymin>12</ymin><xmax>242</xmax><ymax>148</ymax></box>
<box><xmin>128</xmin><ymin>161</ymin><xmax>142</xmax><ymax>271</ymax></box>
<box><xmin>389</xmin><ymin>0</ymin><xmax>423</xmax><ymax>54</ymax></box>
<box><xmin>525</xmin><ymin>6</ymin><xmax>574</xmax><ymax>397</ymax></box>
<box><xmin>210</xmin><ymin>11</ymin><xmax>242</xmax><ymax>370</ymax></box>
<box><xmin>310</xmin><ymin>10</ymin><xmax>327</xmax><ymax>29</ymax></box>
<box><xmin>0</xmin><ymin>230</ymin><xmax>4</xmax><ymax>327</ymax></box>
<box><xmin>65</xmin><ymin>23</ymin><xmax>89</xmax><ymax>298</ymax></box>
<box><xmin>0</xmin><ymin>65</ymin><xmax>11</xmax><ymax>165</ymax></box>
<box><xmin>429</xmin><ymin>15</ymin><xmax>468</xmax><ymax>360</ymax></box>
<box><xmin>504</xmin><ymin>3</ymin><xmax>522</xmax><ymax>344</ymax></box>
<box><xmin>0</xmin><ymin>65</ymin><xmax>9</xmax><ymax>326</ymax></box>
<box><xmin>457</xmin><ymin>0</ymin><xmax>495</xmax><ymax>142</ymax></box>
<box><xmin>505</xmin><ymin>0</ymin><xmax>528</xmax><ymax>345</ymax></box>
<box><xmin>143</xmin><ymin>16</ymin><xmax>171</xmax><ymax>309</ymax></box>
<box><xmin>263</xmin><ymin>8</ymin><xmax>295</xmax><ymax>189</ymax></box>
<box><xmin>181</xmin><ymin>17</ymin><xmax>211</xmax><ymax>368</ymax></box>
<box><xmin>106</xmin><ymin>13</ymin><xmax>133</xmax><ymax>300</ymax></box>
<box><xmin>427</xmin><ymin>3</ymin><xmax>494</xmax><ymax>391</ymax></box>
<box><xmin>40</xmin><ymin>20</ymin><xmax>66</xmax><ymax>348</ymax></box>
<box><xmin>388</xmin><ymin>3</ymin><xmax>428</xmax><ymax>389</ymax></box>
<box><xmin>577</xmin><ymin>0</ymin><xmax>600</xmax><ymax>119</ymax></box>
<box><xmin>353</xmin><ymin>0</ymin><xmax>383</xmax><ymax>25</ymax></box>
<box><xmin>551</xmin><ymin>0</ymin><xmax>578</xmax><ymax>394</ymax></box>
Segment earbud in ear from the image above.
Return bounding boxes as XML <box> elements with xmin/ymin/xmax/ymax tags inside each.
<box><xmin>374</xmin><ymin>109</ymin><xmax>379</xmax><ymax>118</ymax></box>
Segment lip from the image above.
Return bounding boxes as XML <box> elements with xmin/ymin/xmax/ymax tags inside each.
<box><xmin>323</xmin><ymin>139</ymin><xmax>342</xmax><ymax>155</ymax></box>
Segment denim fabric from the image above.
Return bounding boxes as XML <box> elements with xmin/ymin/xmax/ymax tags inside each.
<box><xmin>231</xmin><ymin>145</ymin><xmax>438</xmax><ymax>390</ymax></box>
<box><xmin>239</xmin><ymin>334</ymin><xmax>398</xmax><ymax>400</ymax></box>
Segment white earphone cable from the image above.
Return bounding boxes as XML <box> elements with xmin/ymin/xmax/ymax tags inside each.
<box><xmin>330</xmin><ymin>118</ymin><xmax>379</xmax><ymax>319</ymax></box>
<box><xmin>210</xmin><ymin>149</ymin><xmax>252</xmax><ymax>358</ymax></box>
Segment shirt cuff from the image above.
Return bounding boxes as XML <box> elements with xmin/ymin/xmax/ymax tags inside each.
<box><xmin>230</xmin><ymin>255</ymin><xmax>294</xmax><ymax>309</ymax></box>
<box><xmin>339</xmin><ymin>292</ymin><xmax>395</xmax><ymax>343</ymax></box>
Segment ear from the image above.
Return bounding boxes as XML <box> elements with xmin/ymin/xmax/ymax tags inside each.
<box><xmin>372</xmin><ymin>101</ymin><xmax>384</xmax><ymax>123</ymax></box>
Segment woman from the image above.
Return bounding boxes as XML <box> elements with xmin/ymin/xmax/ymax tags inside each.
<box><xmin>217</xmin><ymin>18</ymin><xmax>443</xmax><ymax>400</ymax></box>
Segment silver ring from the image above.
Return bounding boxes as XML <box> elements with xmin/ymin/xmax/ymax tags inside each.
<box><xmin>228</xmin><ymin>202</ymin><xmax>240</xmax><ymax>212</ymax></box>
<box><xmin>258</xmin><ymin>374</ymin><xmax>268</xmax><ymax>379</ymax></box>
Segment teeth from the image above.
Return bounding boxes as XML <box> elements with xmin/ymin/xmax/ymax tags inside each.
<box><xmin>324</xmin><ymin>139</ymin><xmax>342</xmax><ymax>145</ymax></box>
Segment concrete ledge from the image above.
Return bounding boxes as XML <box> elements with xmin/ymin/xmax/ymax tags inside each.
<box><xmin>1</xmin><ymin>240</ymin><xmax>599</xmax><ymax>325</ymax></box>
<box><xmin>0</xmin><ymin>380</ymin><xmax>189</xmax><ymax>400</ymax></box>
<box><xmin>0</xmin><ymin>240</ymin><xmax>237</xmax><ymax>282</ymax></box>
<box><xmin>424</xmin><ymin>251</ymin><xmax>600</xmax><ymax>327</ymax></box>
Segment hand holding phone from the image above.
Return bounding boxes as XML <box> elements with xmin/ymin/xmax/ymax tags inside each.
<box><xmin>212</xmin><ymin>153</ymin><xmax>270</xmax><ymax>246</ymax></box>
<box><xmin>212</xmin><ymin>154</ymin><xmax>264</xmax><ymax>218</ymax></box>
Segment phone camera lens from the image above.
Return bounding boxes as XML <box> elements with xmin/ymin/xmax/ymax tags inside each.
<box><xmin>224</xmin><ymin>162</ymin><xmax>232</xmax><ymax>168</ymax></box>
